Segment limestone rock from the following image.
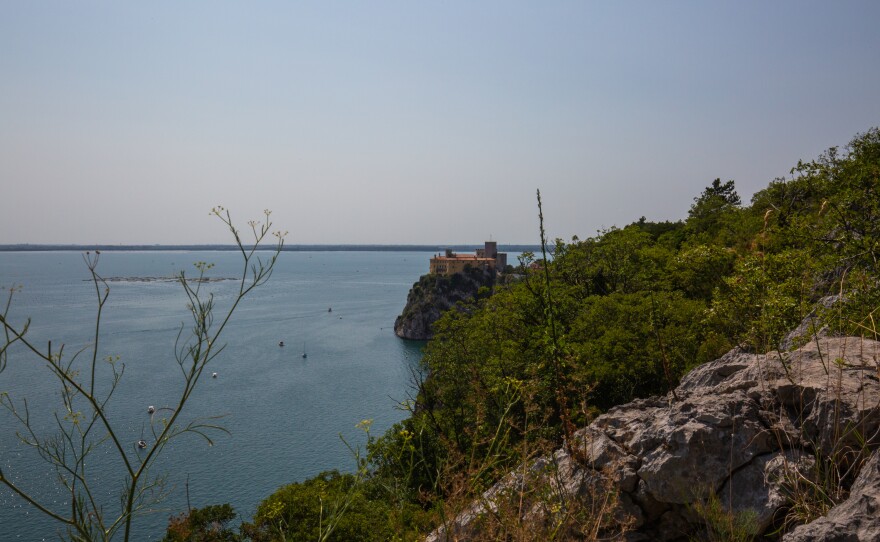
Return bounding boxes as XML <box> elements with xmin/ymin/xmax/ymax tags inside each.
<box><xmin>426</xmin><ymin>334</ymin><xmax>880</xmax><ymax>541</ymax></box>
<box><xmin>720</xmin><ymin>450</ymin><xmax>815</xmax><ymax>533</ymax></box>
<box><xmin>395</xmin><ymin>267</ymin><xmax>495</xmax><ymax>340</ymax></box>
<box><xmin>783</xmin><ymin>449</ymin><xmax>880</xmax><ymax>541</ymax></box>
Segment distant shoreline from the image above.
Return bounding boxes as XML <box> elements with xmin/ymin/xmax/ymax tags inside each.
<box><xmin>0</xmin><ymin>244</ymin><xmax>541</xmax><ymax>253</ymax></box>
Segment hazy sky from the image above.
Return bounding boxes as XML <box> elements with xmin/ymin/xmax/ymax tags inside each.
<box><xmin>2</xmin><ymin>2</ymin><xmax>878</xmax><ymax>245</ymax></box>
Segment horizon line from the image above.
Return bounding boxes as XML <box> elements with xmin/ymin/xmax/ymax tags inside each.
<box><xmin>0</xmin><ymin>243</ymin><xmax>542</xmax><ymax>253</ymax></box>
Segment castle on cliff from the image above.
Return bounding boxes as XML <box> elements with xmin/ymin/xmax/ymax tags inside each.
<box><xmin>429</xmin><ymin>242</ymin><xmax>508</xmax><ymax>276</ymax></box>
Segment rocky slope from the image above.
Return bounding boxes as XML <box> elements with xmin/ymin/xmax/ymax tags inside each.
<box><xmin>428</xmin><ymin>325</ymin><xmax>880</xmax><ymax>541</ymax></box>
<box><xmin>395</xmin><ymin>267</ymin><xmax>495</xmax><ymax>340</ymax></box>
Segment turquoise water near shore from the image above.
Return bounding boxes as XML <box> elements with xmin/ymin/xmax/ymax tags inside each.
<box><xmin>0</xmin><ymin>250</ymin><xmax>430</xmax><ymax>540</ymax></box>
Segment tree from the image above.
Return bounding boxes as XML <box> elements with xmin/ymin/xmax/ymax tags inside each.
<box><xmin>0</xmin><ymin>207</ymin><xmax>285</xmax><ymax>541</ymax></box>
<box><xmin>691</xmin><ymin>178</ymin><xmax>741</xmax><ymax>210</ymax></box>
<box><xmin>810</xmin><ymin>128</ymin><xmax>880</xmax><ymax>271</ymax></box>
<box><xmin>687</xmin><ymin>178</ymin><xmax>744</xmax><ymax>241</ymax></box>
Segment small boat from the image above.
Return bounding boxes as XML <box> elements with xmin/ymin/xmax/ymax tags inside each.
<box><xmin>137</xmin><ymin>440</ymin><xmax>147</xmax><ymax>449</ymax></box>
<box><xmin>147</xmin><ymin>405</ymin><xmax>155</xmax><ymax>414</ymax></box>
<box><xmin>279</xmin><ymin>341</ymin><xmax>285</xmax><ymax>347</ymax></box>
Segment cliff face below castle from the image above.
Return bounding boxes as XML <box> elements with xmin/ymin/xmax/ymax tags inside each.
<box><xmin>395</xmin><ymin>267</ymin><xmax>496</xmax><ymax>340</ymax></box>
<box><xmin>428</xmin><ymin>322</ymin><xmax>880</xmax><ymax>541</ymax></box>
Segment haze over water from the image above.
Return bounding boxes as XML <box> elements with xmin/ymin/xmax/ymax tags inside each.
<box><xmin>0</xmin><ymin>250</ymin><xmax>429</xmax><ymax>540</ymax></box>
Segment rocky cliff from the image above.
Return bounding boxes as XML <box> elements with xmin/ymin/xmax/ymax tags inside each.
<box><xmin>395</xmin><ymin>267</ymin><xmax>496</xmax><ymax>340</ymax></box>
<box><xmin>428</xmin><ymin>323</ymin><xmax>880</xmax><ymax>541</ymax></box>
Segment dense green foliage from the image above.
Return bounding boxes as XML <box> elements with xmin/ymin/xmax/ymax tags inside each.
<box><xmin>239</xmin><ymin>471</ymin><xmax>428</xmax><ymax>542</ymax></box>
<box><xmin>169</xmin><ymin>128</ymin><xmax>879</xmax><ymax>540</ymax></box>
<box><xmin>363</xmin><ymin>127</ymin><xmax>880</xmax><ymax>537</ymax></box>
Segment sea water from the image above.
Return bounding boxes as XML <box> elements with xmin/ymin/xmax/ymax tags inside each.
<box><xmin>0</xmin><ymin>250</ymin><xmax>430</xmax><ymax>540</ymax></box>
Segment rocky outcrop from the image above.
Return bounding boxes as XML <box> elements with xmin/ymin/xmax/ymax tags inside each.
<box><xmin>395</xmin><ymin>267</ymin><xmax>495</xmax><ymax>340</ymax></box>
<box><xmin>783</xmin><ymin>450</ymin><xmax>880</xmax><ymax>541</ymax></box>
<box><xmin>427</xmin><ymin>329</ymin><xmax>880</xmax><ymax>541</ymax></box>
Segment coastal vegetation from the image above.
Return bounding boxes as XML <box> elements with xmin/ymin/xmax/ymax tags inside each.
<box><xmin>3</xmin><ymin>126</ymin><xmax>878</xmax><ymax>540</ymax></box>
<box><xmin>394</xmin><ymin>264</ymin><xmax>500</xmax><ymax>340</ymax></box>
<box><xmin>0</xmin><ymin>208</ymin><xmax>285</xmax><ymax>541</ymax></box>
<box><xmin>237</xmin><ymin>127</ymin><xmax>879</xmax><ymax>540</ymax></box>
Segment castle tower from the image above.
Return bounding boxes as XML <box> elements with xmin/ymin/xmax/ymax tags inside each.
<box><xmin>484</xmin><ymin>241</ymin><xmax>497</xmax><ymax>259</ymax></box>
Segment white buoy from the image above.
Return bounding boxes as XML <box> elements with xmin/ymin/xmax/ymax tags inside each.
<box><xmin>147</xmin><ymin>405</ymin><xmax>155</xmax><ymax>414</ymax></box>
<box><xmin>137</xmin><ymin>440</ymin><xmax>147</xmax><ymax>449</ymax></box>
<box><xmin>212</xmin><ymin>372</ymin><xmax>218</xmax><ymax>378</ymax></box>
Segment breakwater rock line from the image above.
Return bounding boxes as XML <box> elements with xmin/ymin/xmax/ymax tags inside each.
<box><xmin>83</xmin><ymin>276</ymin><xmax>236</xmax><ymax>283</ymax></box>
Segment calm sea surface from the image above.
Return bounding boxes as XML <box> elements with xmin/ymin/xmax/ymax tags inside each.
<box><xmin>0</xmin><ymin>250</ymin><xmax>430</xmax><ymax>540</ymax></box>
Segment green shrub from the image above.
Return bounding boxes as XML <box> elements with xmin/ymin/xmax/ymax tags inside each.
<box><xmin>163</xmin><ymin>504</ymin><xmax>240</xmax><ymax>542</ymax></box>
<box><xmin>242</xmin><ymin>471</ymin><xmax>426</xmax><ymax>542</ymax></box>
